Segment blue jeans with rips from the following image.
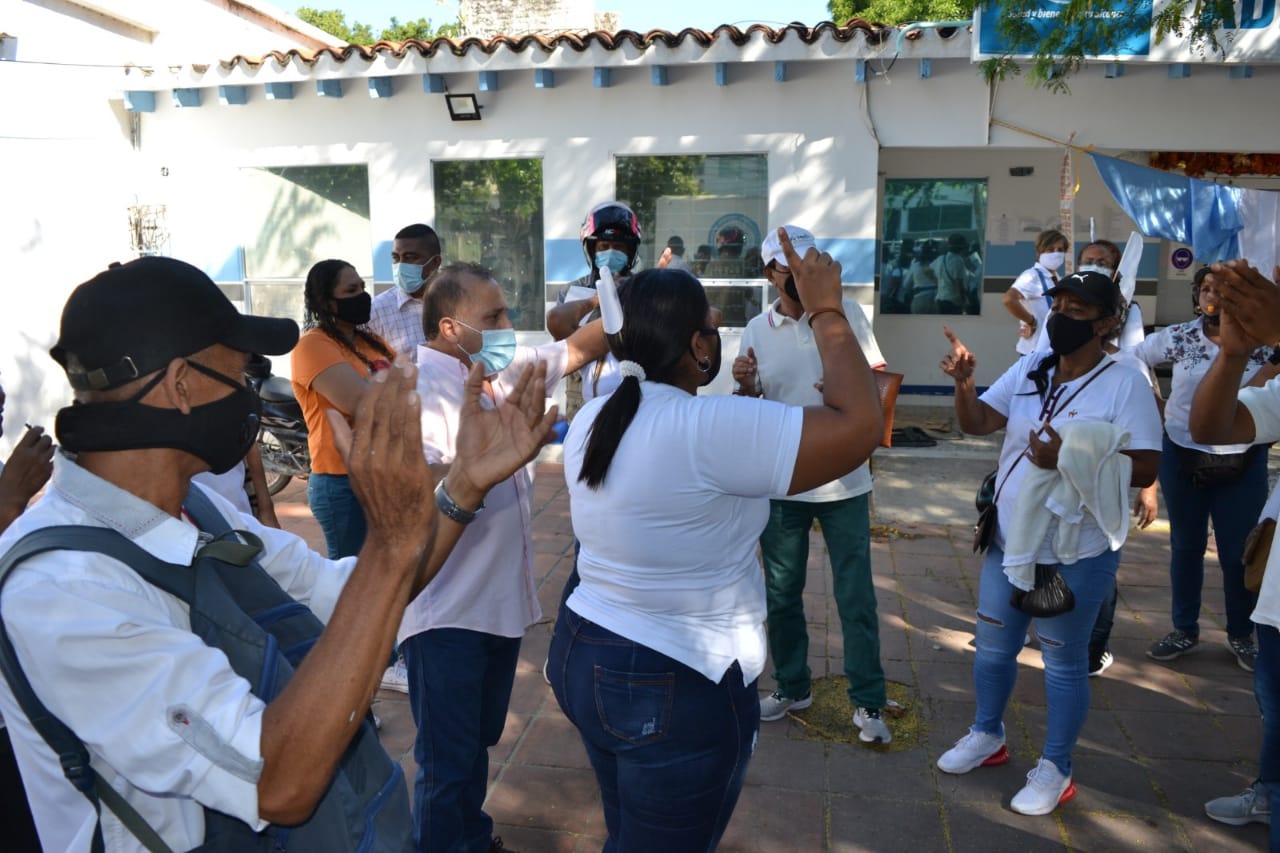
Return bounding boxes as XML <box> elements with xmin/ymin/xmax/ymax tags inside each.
<box><xmin>971</xmin><ymin>543</ymin><xmax>1119</xmax><ymax>776</ymax></box>
<box><xmin>307</xmin><ymin>473</ymin><xmax>367</xmax><ymax>559</ymax></box>
<box><xmin>402</xmin><ymin>628</ymin><xmax>521</xmax><ymax>853</ymax></box>
<box><xmin>1159</xmin><ymin>432</ymin><xmax>1266</xmax><ymax>640</ymax></box>
<box><xmin>548</xmin><ymin>607</ymin><xmax>758</xmax><ymax>852</ymax></box>
<box><xmin>1254</xmin><ymin>624</ymin><xmax>1280</xmax><ymax>851</ymax></box>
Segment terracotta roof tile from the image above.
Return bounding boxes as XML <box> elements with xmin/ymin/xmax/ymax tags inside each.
<box><xmin>217</xmin><ymin>19</ymin><xmax>924</xmax><ymax>70</ymax></box>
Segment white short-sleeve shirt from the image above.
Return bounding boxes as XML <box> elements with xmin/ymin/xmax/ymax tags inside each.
<box><xmin>1128</xmin><ymin>317</ymin><xmax>1272</xmax><ymax>454</ymax></box>
<box><xmin>1238</xmin><ymin>378</ymin><xmax>1280</xmax><ymax>629</ymax></box>
<box><xmin>979</xmin><ymin>352</ymin><xmax>1163</xmax><ymax>562</ymax></box>
<box><xmin>563</xmin><ymin>384</ymin><xmax>803</xmax><ymax>684</ymax></box>
<box><xmin>738</xmin><ymin>298</ymin><xmax>884</xmax><ymax>503</ymax></box>
<box><xmin>1010</xmin><ymin>264</ymin><xmax>1057</xmax><ymax>355</ymax></box>
<box><xmin>0</xmin><ymin>454</ymin><xmax>355</xmax><ymax>853</ymax></box>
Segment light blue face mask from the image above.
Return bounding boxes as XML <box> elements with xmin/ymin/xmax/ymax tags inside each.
<box><xmin>595</xmin><ymin>249</ymin><xmax>628</xmax><ymax>274</ymax></box>
<box><xmin>393</xmin><ymin>262</ymin><xmax>425</xmax><ymax>294</ymax></box>
<box><xmin>1078</xmin><ymin>264</ymin><xmax>1114</xmax><ymax>278</ymax></box>
<box><xmin>453</xmin><ymin>319</ymin><xmax>517</xmax><ymax>374</ymax></box>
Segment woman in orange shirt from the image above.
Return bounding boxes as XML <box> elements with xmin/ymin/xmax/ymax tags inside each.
<box><xmin>291</xmin><ymin>259</ymin><xmax>397</xmax><ymax>558</ymax></box>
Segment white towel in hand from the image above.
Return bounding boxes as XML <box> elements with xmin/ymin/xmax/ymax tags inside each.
<box><xmin>1002</xmin><ymin>421</ymin><xmax>1132</xmax><ymax>591</ymax></box>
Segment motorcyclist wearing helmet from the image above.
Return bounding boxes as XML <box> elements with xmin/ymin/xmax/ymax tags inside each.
<box><xmin>546</xmin><ymin>202</ymin><xmax>644</xmax><ymax>417</ymax></box>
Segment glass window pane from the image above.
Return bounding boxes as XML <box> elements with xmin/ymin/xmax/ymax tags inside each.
<box><xmin>615</xmin><ymin>154</ymin><xmax>769</xmax><ymax>291</ymax></box>
<box><xmin>241</xmin><ymin>165</ymin><xmax>372</xmax><ymax>280</ymax></box>
<box><xmin>880</xmin><ymin>179</ymin><xmax>988</xmax><ymax>316</ymax></box>
<box><xmin>433</xmin><ymin>159</ymin><xmax>545</xmax><ymax>332</ymax></box>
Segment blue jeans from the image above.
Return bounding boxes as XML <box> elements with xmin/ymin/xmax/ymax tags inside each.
<box><xmin>1159</xmin><ymin>433</ymin><xmax>1266</xmax><ymax>639</ymax></box>
<box><xmin>549</xmin><ymin>608</ymin><xmax>758</xmax><ymax>852</ymax></box>
<box><xmin>972</xmin><ymin>544</ymin><xmax>1118</xmax><ymax>776</ymax></box>
<box><xmin>1089</xmin><ymin>574</ymin><xmax>1118</xmax><ymax>653</ymax></box>
<box><xmin>759</xmin><ymin>495</ymin><xmax>885</xmax><ymax>708</ymax></box>
<box><xmin>1255</xmin><ymin>624</ymin><xmax>1280</xmax><ymax>851</ymax></box>
<box><xmin>402</xmin><ymin>628</ymin><xmax>521</xmax><ymax>853</ymax></box>
<box><xmin>307</xmin><ymin>473</ymin><xmax>367</xmax><ymax>559</ymax></box>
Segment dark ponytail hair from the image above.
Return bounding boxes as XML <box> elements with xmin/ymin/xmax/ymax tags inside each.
<box><xmin>577</xmin><ymin>269</ymin><xmax>708</xmax><ymax>489</ymax></box>
<box><xmin>303</xmin><ymin>259</ymin><xmax>394</xmax><ymax>372</ymax></box>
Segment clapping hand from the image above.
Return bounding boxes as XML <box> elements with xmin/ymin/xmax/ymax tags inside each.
<box><xmin>939</xmin><ymin>326</ymin><xmax>976</xmax><ymax>381</ymax></box>
<box><xmin>1209</xmin><ymin>261</ymin><xmax>1280</xmax><ymax>356</ymax></box>
<box><xmin>449</xmin><ymin>361</ymin><xmax>558</xmax><ymax>501</ymax></box>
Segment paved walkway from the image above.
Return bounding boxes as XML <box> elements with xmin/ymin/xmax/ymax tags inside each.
<box><xmin>273</xmin><ymin>439</ymin><xmax>1270</xmax><ymax>852</ymax></box>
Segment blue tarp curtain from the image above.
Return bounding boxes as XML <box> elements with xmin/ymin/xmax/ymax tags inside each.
<box><xmin>1089</xmin><ymin>153</ymin><xmax>1243</xmax><ymax>262</ymax></box>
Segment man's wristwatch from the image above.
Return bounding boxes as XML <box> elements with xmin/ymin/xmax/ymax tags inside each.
<box><xmin>434</xmin><ymin>478</ymin><xmax>484</xmax><ymax>525</ymax></box>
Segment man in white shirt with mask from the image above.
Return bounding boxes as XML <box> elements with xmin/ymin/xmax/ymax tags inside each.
<box><xmin>368</xmin><ymin>223</ymin><xmax>443</xmax><ymax>364</ymax></box>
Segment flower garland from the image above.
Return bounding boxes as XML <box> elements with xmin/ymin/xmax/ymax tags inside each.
<box><xmin>1149</xmin><ymin>151</ymin><xmax>1280</xmax><ymax>179</ymax></box>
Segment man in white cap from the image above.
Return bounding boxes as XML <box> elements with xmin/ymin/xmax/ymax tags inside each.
<box><xmin>731</xmin><ymin>225</ymin><xmax>894</xmax><ymax>743</ymax></box>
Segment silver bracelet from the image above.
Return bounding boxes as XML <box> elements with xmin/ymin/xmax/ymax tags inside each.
<box><xmin>434</xmin><ymin>478</ymin><xmax>484</xmax><ymax>525</ymax></box>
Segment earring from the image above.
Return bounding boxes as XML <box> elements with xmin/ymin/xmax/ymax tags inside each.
<box><xmin>697</xmin><ymin>356</ymin><xmax>712</xmax><ymax>373</ymax></box>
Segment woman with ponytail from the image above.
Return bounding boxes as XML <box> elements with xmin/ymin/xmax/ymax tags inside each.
<box><xmin>547</xmin><ymin>230</ymin><xmax>883</xmax><ymax>850</ymax></box>
<box><xmin>291</xmin><ymin>259</ymin><xmax>396</xmax><ymax>558</ymax></box>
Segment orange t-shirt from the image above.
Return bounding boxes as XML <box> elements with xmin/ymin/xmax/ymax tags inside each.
<box><xmin>290</xmin><ymin>328</ymin><xmax>394</xmax><ymax>475</ymax></box>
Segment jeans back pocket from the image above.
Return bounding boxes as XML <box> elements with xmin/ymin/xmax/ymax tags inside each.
<box><xmin>593</xmin><ymin>665</ymin><xmax>675</xmax><ymax>745</ymax></box>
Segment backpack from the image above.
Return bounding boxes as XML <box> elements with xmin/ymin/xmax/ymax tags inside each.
<box><xmin>0</xmin><ymin>486</ymin><xmax>412</xmax><ymax>853</ymax></box>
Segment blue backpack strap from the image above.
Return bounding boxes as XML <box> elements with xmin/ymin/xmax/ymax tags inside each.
<box><xmin>0</xmin><ymin>526</ymin><xmax>179</xmax><ymax>853</ymax></box>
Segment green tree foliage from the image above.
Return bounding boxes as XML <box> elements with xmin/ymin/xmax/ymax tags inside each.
<box><xmin>615</xmin><ymin>156</ymin><xmax>705</xmax><ymax>257</ymax></box>
<box><xmin>295</xmin><ymin>7</ymin><xmax>458</xmax><ymax>44</ymax></box>
<box><xmin>827</xmin><ymin>0</ymin><xmax>1241</xmax><ymax>92</ymax></box>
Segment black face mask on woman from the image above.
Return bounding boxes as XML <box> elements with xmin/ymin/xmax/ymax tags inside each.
<box><xmin>1046</xmin><ymin>312</ymin><xmax>1100</xmax><ymax>356</ymax></box>
<box><xmin>56</xmin><ymin>361</ymin><xmax>261</xmax><ymax>474</ymax></box>
<box><xmin>333</xmin><ymin>292</ymin><xmax>372</xmax><ymax>326</ymax></box>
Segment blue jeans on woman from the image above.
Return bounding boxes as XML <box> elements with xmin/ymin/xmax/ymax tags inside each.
<box><xmin>972</xmin><ymin>543</ymin><xmax>1119</xmax><ymax>776</ymax></box>
<box><xmin>307</xmin><ymin>473</ymin><xmax>367</xmax><ymax>559</ymax></box>
<box><xmin>548</xmin><ymin>607</ymin><xmax>758</xmax><ymax>852</ymax></box>
<box><xmin>1159</xmin><ymin>433</ymin><xmax>1266</xmax><ymax>640</ymax></box>
<box><xmin>1255</xmin><ymin>624</ymin><xmax>1280</xmax><ymax>851</ymax></box>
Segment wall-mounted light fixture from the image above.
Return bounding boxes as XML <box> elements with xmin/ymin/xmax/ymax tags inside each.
<box><xmin>446</xmin><ymin>93</ymin><xmax>482</xmax><ymax>121</ymax></box>
<box><xmin>1009</xmin><ymin>166</ymin><xmax>1034</xmax><ymax>177</ymax></box>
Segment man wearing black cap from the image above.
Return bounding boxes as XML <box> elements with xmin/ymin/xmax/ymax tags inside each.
<box><xmin>0</xmin><ymin>257</ymin><xmax>554</xmax><ymax>852</ymax></box>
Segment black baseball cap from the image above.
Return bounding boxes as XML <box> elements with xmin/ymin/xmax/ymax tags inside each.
<box><xmin>1045</xmin><ymin>270</ymin><xmax>1122</xmax><ymax>316</ymax></box>
<box><xmin>51</xmin><ymin>256</ymin><xmax>300</xmax><ymax>391</ymax></box>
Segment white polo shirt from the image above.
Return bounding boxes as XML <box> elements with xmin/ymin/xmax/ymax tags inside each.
<box><xmin>738</xmin><ymin>298</ymin><xmax>884</xmax><ymax>503</ymax></box>
<box><xmin>0</xmin><ymin>453</ymin><xmax>354</xmax><ymax>853</ymax></box>
<box><xmin>1128</xmin><ymin>317</ymin><xmax>1272</xmax><ymax>453</ymax></box>
<box><xmin>1238</xmin><ymin>378</ymin><xmax>1280</xmax><ymax>629</ymax></box>
<box><xmin>1011</xmin><ymin>264</ymin><xmax>1057</xmax><ymax>355</ymax></box>
<box><xmin>564</xmin><ymin>384</ymin><xmax>803</xmax><ymax>684</ymax></box>
<box><xmin>399</xmin><ymin>341</ymin><xmax>569</xmax><ymax>643</ymax></box>
<box><xmin>980</xmin><ymin>351</ymin><xmax>1163</xmax><ymax>562</ymax></box>
<box><xmin>367</xmin><ymin>287</ymin><xmax>424</xmax><ymax>364</ymax></box>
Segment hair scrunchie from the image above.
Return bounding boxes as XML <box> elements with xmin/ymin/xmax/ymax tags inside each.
<box><xmin>618</xmin><ymin>360</ymin><xmax>646</xmax><ymax>381</ymax></box>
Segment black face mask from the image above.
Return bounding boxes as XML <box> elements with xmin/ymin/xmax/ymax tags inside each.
<box><xmin>783</xmin><ymin>274</ymin><xmax>801</xmax><ymax>306</ymax></box>
<box><xmin>56</xmin><ymin>361</ymin><xmax>261</xmax><ymax>475</ymax></box>
<box><xmin>691</xmin><ymin>328</ymin><xmax>723</xmax><ymax>386</ymax></box>
<box><xmin>333</xmin><ymin>292</ymin><xmax>372</xmax><ymax>326</ymax></box>
<box><xmin>1046</xmin><ymin>312</ymin><xmax>1099</xmax><ymax>356</ymax></box>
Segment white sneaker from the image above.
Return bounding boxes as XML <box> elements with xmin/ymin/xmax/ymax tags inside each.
<box><xmin>759</xmin><ymin>690</ymin><xmax>812</xmax><ymax>721</ymax></box>
<box><xmin>380</xmin><ymin>658</ymin><xmax>409</xmax><ymax>694</ymax></box>
<box><xmin>1205</xmin><ymin>780</ymin><xmax>1271</xmax><ymax>826</ymax></box>
<box><xmin>937</xmin><ymin>727</ymin><xmax>1008</xmax><ymax>774</ymax></box>
<box><xmin>1010</xmin><ymin>757</ymin><xmax>1077</xmax><ymax>816</ymax></box>
<box><xmin>852</xmin><ymin>707</ymin><xmax>892</xmax><ymax>744</ymax></box>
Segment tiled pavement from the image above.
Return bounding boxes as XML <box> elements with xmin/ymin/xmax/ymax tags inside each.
<box><xmin>273</xmin><ymin>453</ymin><xmax>1271</xmax><ymax>852</ymax></box>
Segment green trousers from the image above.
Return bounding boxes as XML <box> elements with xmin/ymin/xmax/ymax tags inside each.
<box><xmin>760</xmin><ymin>494</ymin><xmax>886</xmax><ymax>710</ymax></box>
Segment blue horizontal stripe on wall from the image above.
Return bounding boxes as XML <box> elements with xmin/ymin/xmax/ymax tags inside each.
<box><xmin>373</xmin><ymin>240</ymin><xmax>392</xmax><ymax>281</ymax></box>
<box><xmin>982</xmin><ymin>240</ymin><xmax>1160</xmax><ymax>279</ymax></box>
<box><xmin>902</xmin><ymin>383</ymin><xmax>988</xmax><ymax>397</ymax></box>
<box><xmin>547</xmin><ymin>239</ymin><xmax>589</xmax><ymax>283</ymax></box>
<box><xmin>547</xmin><ymin>237</ymin><xmax>879</xmax><ymax>283</ymax></box>
<box><xmin>207</xmin><ymin>248</ymin><xmax>245</xmax><ymax>283</ymax></box>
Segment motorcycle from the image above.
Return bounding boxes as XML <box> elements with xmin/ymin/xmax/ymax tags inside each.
<box><xmin>247</xmin><ymin>355</ymin><xmax>311</xmax><ymax>496</ymax></box>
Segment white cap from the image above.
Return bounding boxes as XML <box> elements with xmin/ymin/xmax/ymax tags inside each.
<box><xmin>760</xmin><ymin>225</ymin><xmax>817</xmax><ymax>269</ymax></box>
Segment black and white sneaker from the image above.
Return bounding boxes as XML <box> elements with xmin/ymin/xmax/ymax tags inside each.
<box><xmin>1146</xmin><ymin>630</ymin><xmax>1199</xmax><ymax>661</ymax></box>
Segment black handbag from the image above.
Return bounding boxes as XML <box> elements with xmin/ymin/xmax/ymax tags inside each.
<box><xmin>1010</xmin><ymin>563</ymin><xmax>1076</xmax><ymax>617</ymax></box>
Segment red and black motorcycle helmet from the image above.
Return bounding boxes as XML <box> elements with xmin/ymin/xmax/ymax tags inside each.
<box><xmin>580</xmin><ymin>201</ymin><xmax>643</xmax><ymax>273</ymax></box>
